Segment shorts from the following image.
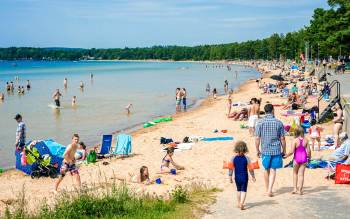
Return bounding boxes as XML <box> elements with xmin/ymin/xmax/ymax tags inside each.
<box><xmin>176</xmin><ymin>99</ymin><xmax>181</xmax><ymax>106</ymax></box>
<box><xmin>55</xmin><ymin>99</ymin><xmax>60</xmax><ymax>107</ymax></box>
<box><xmin>182</xmin><ymin>98</ymin><xmax>187</xmax><ymax>106</ymax></box>
<box><xmin>235</xmin><ymin>179</ymin><xmax>248</xmax><ymax>192</ymax></box>
<box><xmin>248</xmin><ymin>115</ymin><xmax>258</xmax><ymax>128</ymax></box>
<box><xmin>262</xmin><ymin>154</ymin><xmax>283</xmax><ymax>170</ymax></box>
<box><xmin>60</xmin><ymin>162</ymin><xmax>79</xmax><ymax>177</ymax></box>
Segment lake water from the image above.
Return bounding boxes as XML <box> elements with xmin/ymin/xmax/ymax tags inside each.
<box><xmin>0</xmin><ymin>60</ymin><xmax>260</xmax><ymax>169</ymax></box>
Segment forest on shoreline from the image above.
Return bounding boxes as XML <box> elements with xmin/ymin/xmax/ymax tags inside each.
<box><xmin>0</xmin><ymin>0</ymin><xmax>349</xmax><ymax>61</ymax></box>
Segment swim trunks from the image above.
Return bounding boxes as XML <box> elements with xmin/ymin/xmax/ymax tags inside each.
<box><xmin>60</xmin><ymin>162</ymin><xmax>79</xmax><ymax>177</ymax></box>
<box><xmin>248</xmin><ymin>115</ymin><xmax>258</xmax><ymax>128</ymax></box>
<box><xmin>55</xmin><ymin>99</ymin><xmax>60</xmax><ymax>107</ymax></box>
<box><xmin>262</xmin><ymin>154</ymin><xmax>283</xmax><ymax>170</ymax></box>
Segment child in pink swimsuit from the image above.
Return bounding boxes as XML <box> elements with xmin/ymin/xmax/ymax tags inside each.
<box><xmin>284</xmin><ymin>126</ymin><xmax>311</xmax><ymax>195</ymax></box>
<box><xmin>308</xmin><ymin>119</ymin><xmax>322</xmax><ymax>151</ymax></box>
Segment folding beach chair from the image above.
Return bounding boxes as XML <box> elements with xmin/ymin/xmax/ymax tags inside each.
<box><xmin>112</xmin><ymin>134</ymin><xmax>132</xmax><ymax>157</ymax></box>
<box><xmin>326</xmin><ymin>160</ymin><xmax>346</xmax><ymax>179</ymax></box>
<box><xmin>98</xmin><ymin>135</ymin><xmax>113</xmax><ymax>156</ymax></box>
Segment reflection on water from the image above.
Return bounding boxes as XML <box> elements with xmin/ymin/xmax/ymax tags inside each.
<box><xmin>0</xmin><ymin>61</ymin><xmax>260</xmax><ymax>168</ymax></box>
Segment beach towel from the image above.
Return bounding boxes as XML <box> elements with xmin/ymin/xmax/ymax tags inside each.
<box><xmin>176</xmin><ymin>143</ymin><xmax>194</xmax><ymax>150</ymax></box>
<box><xmin>113</xmin><ymin>134</ymin><xmax>132</xmax><ymax>156</ymax></box>
<box><xmin>307</xmin><ymin>160</ymin><xmax>328</xmax><ymax>169</ymax></box>
<box><xmin>201</xmin><ymin>137</ymin><xmax>234</xmax><ymax>142</ymax></box>
<box><xmin>99</xmin><ymin>135</ymin><xmax>112</xmax><ymax>155</ymax></box>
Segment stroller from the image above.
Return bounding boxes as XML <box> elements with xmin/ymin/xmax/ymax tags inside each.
<box><xmin>24</xmin><ymin>145</ymin><xmax>58</xmax><ymax>179</ymax></box>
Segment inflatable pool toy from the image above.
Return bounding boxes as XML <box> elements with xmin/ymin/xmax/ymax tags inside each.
<box><xmin>143</xmin><ymin>117</ymin><xmax>172</xmax><ymax>128</ymax></box>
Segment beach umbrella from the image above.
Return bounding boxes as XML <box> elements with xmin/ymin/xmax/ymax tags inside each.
<box><xmin>270</xmin><ymin>75</ymin><xmax>284</xmax><ymax>81</ymax></box>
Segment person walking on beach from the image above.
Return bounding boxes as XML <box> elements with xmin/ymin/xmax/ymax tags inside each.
<box><xmin>284</xmin><ymin>126</ymin><xmax>311</xmax><ymax>195</ymax></box>
<box><xmin>14</xmin><ymin>114</ymin><xmax>26</xmax><ymax>151</ymax></box>
<box><xmin>54</xmin><ymin>134</ymin><xmax>81</xmax><ymax>193</ymax></box>
<box><xmin>181</xmin><ymin>88</ymin><xmax>187</xmax><ymax>110</ymax></box>
<box><xmin>229</xmin><ymin>141</ymin><xmax>256</xmax><ymax>210</ymax></box>
<box><xmin>52</xmin><ymin>89</ymin><xmax>62</xmax><ymax>107</ymax></box>
<box><xmin>255</xmin><ymin>104</ymin><xmax>286</xmax><ymax>197</ymax></box>
<box><xmin>64</xmin><ymin>78</ymin><xmax>68</xmax><ymax>89</ymax></box>
<box><xmin>248</xmin><ymin>98</ymin><xmax>261</xmax><ymax>136</ymax></box>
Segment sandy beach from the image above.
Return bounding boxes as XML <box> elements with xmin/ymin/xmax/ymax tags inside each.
<box><xmin>1</xmin><ymin>62</ymin><xmax>350</xmax><ymax>218</ymax></box>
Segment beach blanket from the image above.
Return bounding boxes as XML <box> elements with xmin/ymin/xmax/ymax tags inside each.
<box><xmin>284</xmin><ymin>159</ymin><xmax>328</xmax><ymax>169</ymax></box>
<box><xmin>201</xmin><ymin>137</ymin><xmax>234</xmax><ymax>142</ymax></box>
<box><xmin>113</xmin><ymin>134</ymin><xmax>132</xmax><ymax>155</ymax></box>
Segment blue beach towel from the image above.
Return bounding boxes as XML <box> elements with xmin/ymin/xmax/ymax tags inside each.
<box><xmin>113</xmin><ymin>134</ymin><xmax>132</xmax><ymax>155</ymax></box>
<box><xmin>201</xmin><ymin>137</ymin><xmax>234</xmax><ymax>142</ymax></box>
<box><xmin>99</xmin><ymin>135</ymin><xmax>113</xmax><ymax>155</ymax></box>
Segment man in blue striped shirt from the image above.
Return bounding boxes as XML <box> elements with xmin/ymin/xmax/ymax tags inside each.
<box><xmin>255</xmin><ymin>104</ymin><xmax>286</xmax><ymax>197</ymax></box>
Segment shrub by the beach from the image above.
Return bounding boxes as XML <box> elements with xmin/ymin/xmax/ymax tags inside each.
<box><xmin>4</xmin><ymin>182</ymin><xmax>216</xmax><ymax>219</ymax></box>
<box><xmin>171</xmin><ymin>185</ymin><xmax>189</xmax><ymax>204</ymax></box>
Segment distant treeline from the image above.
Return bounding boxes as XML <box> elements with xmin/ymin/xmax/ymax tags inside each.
<box><xmin>0</xmin><ymin>0</ymin><xmax>349</xmax><ymax>61</ymax></box>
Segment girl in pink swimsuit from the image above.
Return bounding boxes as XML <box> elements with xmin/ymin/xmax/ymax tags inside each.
<box><xmin>284</xmin><ymin>126</ymin><xmax>311</xmax><ymax>195</ymax></box>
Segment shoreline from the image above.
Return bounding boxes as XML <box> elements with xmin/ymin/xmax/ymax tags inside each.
<box><xmin>1</xmin><ymin>62</ymin><xmax>259</xmax><ymax>171</ymax></box>
<box><xmin>3</xmin><ymin>60</ymin><xmax>347</xmax><ymax>218</ymax></box>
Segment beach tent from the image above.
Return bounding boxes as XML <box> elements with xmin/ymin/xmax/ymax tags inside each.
<box><xmin>15</xmin><ymin>139</ymin><xmax>65</xmax><ymax>175</ymax></box>
<box><xmin>113</xmin><ymin>134</ymin><xmax>132</xmax><ymax>156</ymax></box>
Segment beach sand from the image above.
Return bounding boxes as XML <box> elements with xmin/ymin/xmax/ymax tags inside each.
<box><xmin>1</xmin><ymin>63</ymin><xmax>349</xmax><ymax>218</ymax></box>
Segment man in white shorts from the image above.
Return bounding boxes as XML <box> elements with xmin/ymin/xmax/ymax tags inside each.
<box><xmin>248</xmin><ymin>98</ymin><xmax>261</xmax><ymax>136</ymax></box>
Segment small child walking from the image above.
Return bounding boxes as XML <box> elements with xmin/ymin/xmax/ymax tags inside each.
<box><xmin>308</xmin><ymin>119</ymin><xmax>322</xmax><ymax>151</ymax></box>
<box><xmin>229</xmin><ymin>141</ymin><xmax>256</xmax><ymax>210</ymax></box>
<box><xmin>284</xmin><ymin>126</ymin><xmax>311</xmax><ymax>195</ymax></box>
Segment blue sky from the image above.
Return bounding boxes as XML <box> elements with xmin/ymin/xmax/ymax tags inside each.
<box><xmin>0</xmin><ymin>0</ymin><xmax>329</xmax><ymax>48</ymax></box>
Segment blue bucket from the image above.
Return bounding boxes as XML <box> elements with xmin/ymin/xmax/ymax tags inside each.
<box><xmin>155</xmin><ymin>178</ymin><xmax>162</xmax><ymax>184</ymax></box>
<box><xmin>170</xmin><ymin>169</ymin><xmax>177</xmax><ymax>175</ymax></box>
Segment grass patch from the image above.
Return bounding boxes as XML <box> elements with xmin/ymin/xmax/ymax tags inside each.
<box><xmin>4</xmin><ymin>182</ymin><xmax>218</xmax><ymax>219</ymax></box>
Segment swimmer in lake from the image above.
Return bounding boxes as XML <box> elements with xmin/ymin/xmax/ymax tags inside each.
<box><xmin>72</xmin><ymin>96</ymin><xmax>77</xmax><ymax>106</ymax></box>
<box><xmin>125</xmin><ymin>103</ymin><xmax>133</xmax><ymax>114</ymax></box>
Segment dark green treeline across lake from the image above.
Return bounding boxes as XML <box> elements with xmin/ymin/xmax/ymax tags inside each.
<box><xmin>0</xmin><ymin>0</ymin><xmax>349</xmax><ymax>61</ymax></box>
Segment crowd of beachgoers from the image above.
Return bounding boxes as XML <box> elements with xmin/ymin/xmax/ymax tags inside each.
<box><xmin>2</xmin><ymin>59</ymin><xmax>350</xmax><ymax>216</ymax></box>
